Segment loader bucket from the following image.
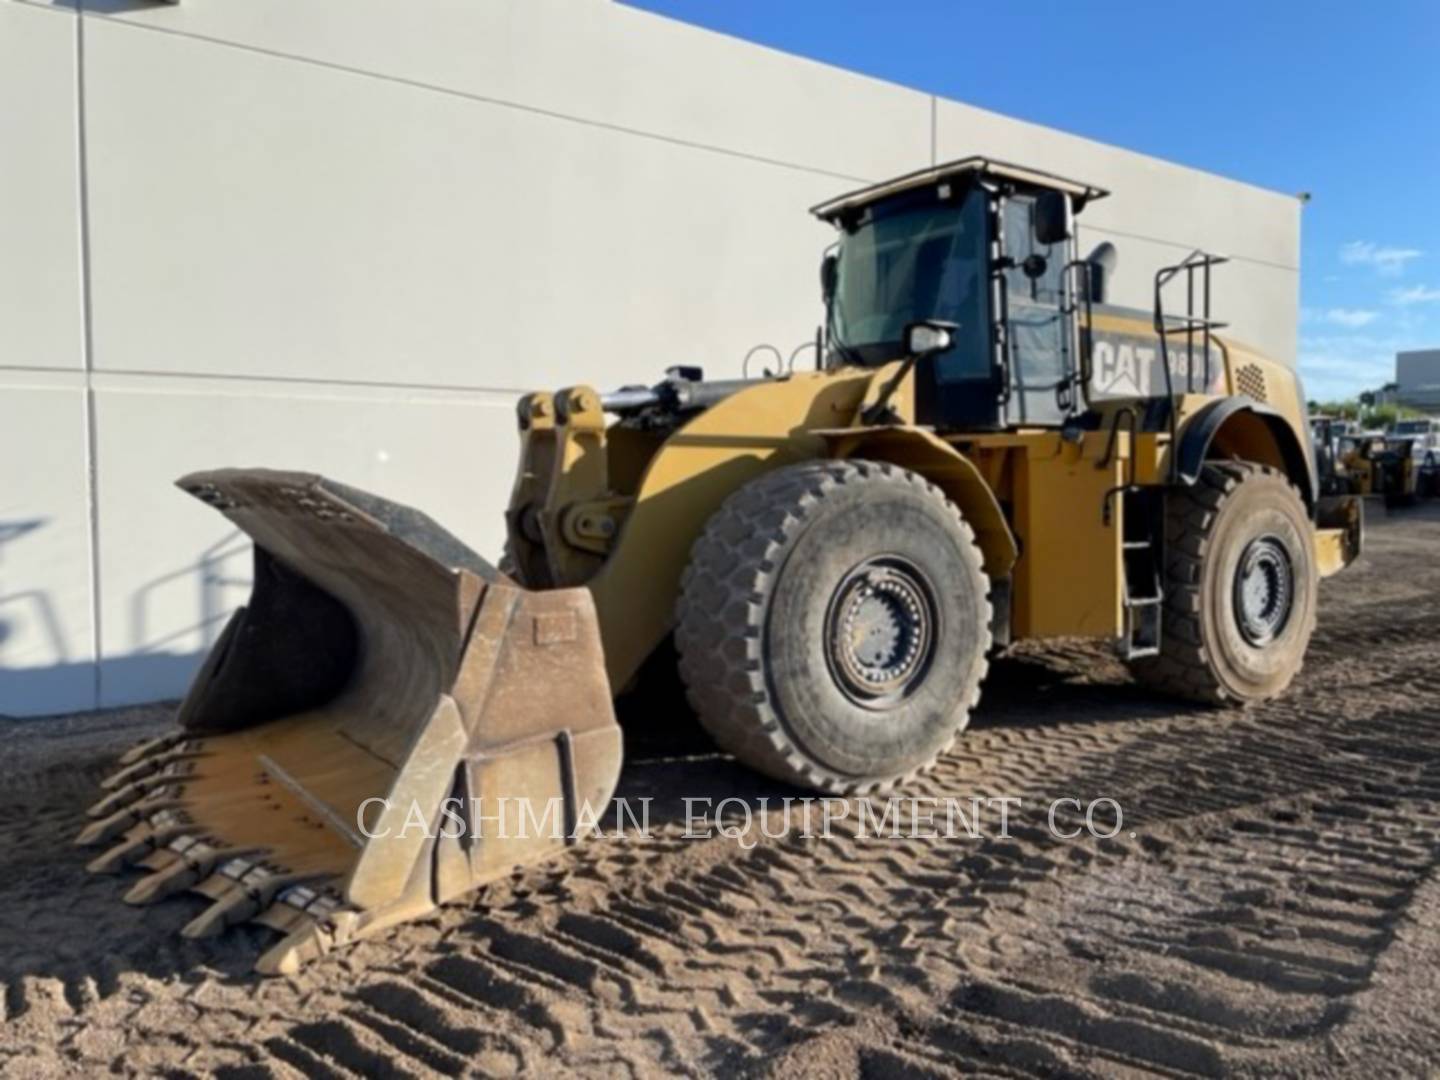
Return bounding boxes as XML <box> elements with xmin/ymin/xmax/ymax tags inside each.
<box><xmin>76</xmin><ymin>469</ymin><xmax>622</xmax><ymax>974</ymax></box>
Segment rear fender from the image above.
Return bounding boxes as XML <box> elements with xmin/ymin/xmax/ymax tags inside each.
<box><xmin>1178</xmin><ymin>397</ymin><xmax>1317</xmax><ymax>509</ymax></box>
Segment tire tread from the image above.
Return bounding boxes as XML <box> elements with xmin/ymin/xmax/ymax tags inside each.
<box><xmin>676</xmin><ymin>459</ymin><xmax>992</xmax><ymax>795</ymax></box>
<box><xmin>1131</xmin><ymin>461</ymin><xmax>1314</xmax><ymax>704</ymax></box>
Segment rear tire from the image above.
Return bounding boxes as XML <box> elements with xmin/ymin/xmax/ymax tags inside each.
<box><xmin>1131</xmin><ymin>462</ymin><xmax>1317</xmax><ymax>704</ymax></box>
<box><xmin>675</xmin><ymin>460</ymin><xmax>992</xmax><ymax>794</ymax></box>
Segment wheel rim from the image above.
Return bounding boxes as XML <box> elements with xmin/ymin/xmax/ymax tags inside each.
<box><xmin>824</xmin><ymin>556</ymin><xmax>939</xmax><ymax>708</ymax></box>
<box><xmin>1233</xmin><ymin>535</ymin><xmax>1294</xmax><ymax>647</ymax></box>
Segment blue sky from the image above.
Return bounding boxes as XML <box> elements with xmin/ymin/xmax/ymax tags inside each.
<box><xmin>623</xmin><ymin>0</ymin><xmax>1440</xmax><ymax>402</ymax></box>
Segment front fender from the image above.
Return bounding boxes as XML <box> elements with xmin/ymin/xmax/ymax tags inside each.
<box><xmin>814</xmin><ymin>426</ymin><xmax>1019</xmax><ymax>578</ymax></box>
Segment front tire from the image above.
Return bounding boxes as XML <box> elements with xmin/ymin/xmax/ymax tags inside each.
<box><xmin>675</xmin><ymin>460</ymin><xmax>992</xmax><ymax>794</ymax></box>
<box><xmin>1131</xmin><ymin>462</ymin><xmax>1317</xmax><ymax>704</ymax></box>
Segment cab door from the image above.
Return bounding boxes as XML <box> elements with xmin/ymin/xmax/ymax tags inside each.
<box><xmin>999</xmin><ymin>194</ymin><xmax>1076</xmax><ymax>427</ymax></box>
<box><xmin>913</xmin><ymin>187</ymin><xmax>1005</xmax><ymax>431</ymax></box>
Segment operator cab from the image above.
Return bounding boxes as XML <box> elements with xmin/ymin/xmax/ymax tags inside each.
<box><xmin>813</xmin><ymin>157</ymin><xmax>1109</xmax><ymax>431</ymax></box>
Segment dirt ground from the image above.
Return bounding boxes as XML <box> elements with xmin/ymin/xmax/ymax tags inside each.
<box><xmin>3</xmin><ymin>504</ymin><xmax>1439</xmax><ymax>1079</ymax></box>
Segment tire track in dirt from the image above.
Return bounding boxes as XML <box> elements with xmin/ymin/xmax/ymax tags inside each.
<box><xmin>3</xmin><ymin>506</ymin><xmax>1439</xmax><ymax>1077</ymax></box>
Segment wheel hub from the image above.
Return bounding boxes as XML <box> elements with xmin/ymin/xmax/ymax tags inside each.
<box><xmin>826</xmin><ymin>557</ymin><xmax>938</xmax><ymax>707</ymax></box>
<box><xmin>1233</xmin><ymin>535</ymin><xmax>1294</xmax><ymax>646</ymax></box>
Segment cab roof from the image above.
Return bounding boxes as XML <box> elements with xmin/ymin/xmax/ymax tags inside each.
<box><xmin>810</xmin><ymin>156</ymin><xmax>1110</xmax><ymax>223</ymax></box>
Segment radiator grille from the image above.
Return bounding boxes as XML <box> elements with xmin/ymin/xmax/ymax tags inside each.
<box><xmin>1235</xmin><ymin>363</ymin><xmax>1268</xmax><ymax>403</ymax></box>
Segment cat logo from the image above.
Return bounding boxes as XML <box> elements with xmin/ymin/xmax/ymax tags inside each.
<box><xmin>1091</xmin><ymin>338</ymin><xmax>1158</xmax><ymax>398</ymax></box>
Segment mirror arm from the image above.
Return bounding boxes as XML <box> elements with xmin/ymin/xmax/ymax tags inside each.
<box><xmin>861</xmin><ymin>353</ymin><xmax>922</xmax><ymax>426</ymax></box>
<box><xmin>861</xmin><ymin>321</ymin><xmax>957</xmax><ymax>425</ymax></box>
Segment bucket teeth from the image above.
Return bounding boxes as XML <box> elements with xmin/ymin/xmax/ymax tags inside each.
<box><xmin>256</xmin><ymin>914</ymin><xmax>350</xmax><ymax>977</ymax></box>
<box><xmin>181</xmin><ymin>870</ymin><xmax>322</xmax><ymax>940</ymax></box>
<box><xmin>117</xmin><ymin>731</ymin><xmax>187</xmax><ymax>767</ymax></box>
<box><xmin>123</xmin><ymin>844</ymin><xmax>263</xmax><ymax>906</ymax></box>
<box><xmin>86</xmin><ymin>776</ymin><xmax>173</xmax><ymax>820</ymax></box>
<box><xmin>73</xmin><ymin>468</ymin><xmax>626</xmax><ymax>975</ymax></box>
<box><xmin>100</xmin><ymin>746</ymin><xmax>201</xmax><ymax>791</ymax></box>
<box><xmin>75</xmin><ymin>797</ymin><xmax>183</xmax><ymax>849</ymax></box>
<box><xmin>85</xmin><ymin>822</ymin><xmax>193</xmax><ymax>875</ymax></box>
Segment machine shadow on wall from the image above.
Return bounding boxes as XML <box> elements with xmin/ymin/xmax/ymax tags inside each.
<box><xmin>0</xmin><ymin>522</ymin><xmax>252</xmax><ymax>718</ymax></box>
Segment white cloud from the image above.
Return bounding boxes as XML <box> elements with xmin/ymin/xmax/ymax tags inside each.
<box><xmin>1321</xmin><ymin>308</ymin><xmax>1380</xmax><ymax>328</ymax></box>
<box><xmin>1339</xmin><ymin>241</ymin><xmax>1422</xmax><ymax>276</ymax></box>
<box><xmin>1390</xmin><ymin>284</ymin><xmax>1440</xmax><ymax>306</ymax></box>
<box><xmin>1299</xmin><ymin>331</ymin><xmax>1429</xmax><ymax>400</ymax></box>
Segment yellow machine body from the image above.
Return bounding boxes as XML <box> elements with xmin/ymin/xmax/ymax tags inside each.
<box><xmin>79</xmin><ymin>319</ymin><xmax>1359</xmax><ymax>973</ymax></box>
<box><xmin>506</xmin><ymin>311</ymin><xmax>1357</xmax><ymax>682</ymax></box>
<box><xmin>78</xmin><ymin>158</ymin><xmax>1363</xmax><ymax>973</ymax></box>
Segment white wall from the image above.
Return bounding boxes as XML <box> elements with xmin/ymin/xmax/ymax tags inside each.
<box><xmin>0</xmin><ymin>3</ymin><xmax>94</xmax><ymax>715</ymax></box>
<box><xmin>0</xmin><ymin>0</ymin><xmax>1300</xmax><ymax>717</ymax></box>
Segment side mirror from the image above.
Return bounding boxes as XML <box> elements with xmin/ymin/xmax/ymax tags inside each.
<box><xmin>904</xmin><ymin>320</ymin><xmax>957</xmax><ymax>357</ymax></box>
<box><xmin>820</xmin><ymin>253</ymin><xmax>838</xmax><ymax>303</ymax></box>
<box><xmin>1084</xmin><ymin>241</ymin><xmax>1118</xmax><ymax>305</ymax></box>
<box><xmin>1034</xmin><ymin>190</ymin><xmax>1073</xmax><ymax>245</ymax></box>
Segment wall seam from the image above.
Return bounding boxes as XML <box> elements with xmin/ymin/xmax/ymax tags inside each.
<box><xmin>75</xmin><ymin>7</ymin><xmax>103</xmax><ymax>710</ymax></box>
<box><xmin>0</xmin><ymin>365</ymin><xmax>535</xmax><ymax>398</ymax></box>
<box><xmin>11</xmin><ymin>0</ymin><xmax>1299</xmax><ymax>206</ymax></box>
<box><xmin>76</xmin><ymin>14</ymin><xmax>881</xmax><ymax>187</ymax></box>
<box><xmin>59</xmin><ymin>15</ymin><xmax>1299</xmax><ymax>267</ymax></box>
<box><xmin>1077</xmin><ymin>222</ymin><xmax>1300</xmax><ymax>275</ymax></box>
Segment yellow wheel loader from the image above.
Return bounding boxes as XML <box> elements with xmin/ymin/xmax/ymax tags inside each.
<box><xmin>1379</xmin><ymin>437</ymin><xmax>1420</xmax><ymax>508</ymax></box>
<box><xmin>1342</xmin><ymin>433</ymin><xmax>1419</xmax><ymax>506</ymax></box>
<box><xmin>78</xmin><ymin>157</ymin><xmax>1363</xmax><ymax>973</ymax></box>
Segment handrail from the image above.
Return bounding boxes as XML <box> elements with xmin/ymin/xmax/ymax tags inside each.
<box><xmin>1153</xmin><ymin>250</ymin><xmax>1229</xmax><ymax>483</ymax></box>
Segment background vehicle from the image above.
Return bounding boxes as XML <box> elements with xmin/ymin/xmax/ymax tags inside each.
<box><xmin>1311</xmin><ymin>415</ymin><xmax>1352</xmax><ymax>496</ymax></box>
<box><xmin>1389</xmin><ymin>418</ymin><xmax>1440</xmax><ymax>496</ymax></box>
<box><xmin>78</xmin><ymin>158</ymin><xmax>1362</xmax><ymax>973</ymax></box>
<box><xmin>1341</xmin><ymin>433</ymin><xmax>1383</xmax><ymax>495</ymax></box>
<box><xmin>1390</xmin><ymin>417</ymin><xmax>1440</xmax><ymax>457</ymax></box>
<box><xmin>1381</xmin><ymin>437</ymin><xmax>1421</xmax><ymax>507</ymax></box>
<box><xmin>1343</xmin><ymin>433</ymin><xmax>1419</xmax><ymax>505</ymax></box>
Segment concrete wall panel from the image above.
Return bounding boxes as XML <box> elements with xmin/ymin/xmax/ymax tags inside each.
<box><xmin>90</xmin><ymin>378</ymin><xmax>516</xmax><ymax>707</ymax></box>
<box><xmin>84</xmin><ymin>17</ymin><xmax>844</xmax><ymax>389</ymax></box>
<box><xmin>936</xmin><ymin>100</ymin><xmax>1299</xmax><ymax>271</ymax></box>
<box><xmin>1078</xmin><ymin>226</ymin><xmax>1300</xmax><ymax>379</ymax></box>
<box><xmin>0</xmin><ymin>377</ymin><xmax>96</xmax><ymax>716</ymax></box>
<box><xmin>90</xmin><ymin>0</ymin><xmax>931</xmax><ymax>184</ymax></box>
<box><xmin>0</xmin><ymin>2</ymin><xmax>83</xmax><ymax>371</ymax></box>
<box><xmin>937</xmin><ymin>100</ymin><xmax>1300</xmax><ymax>366</ymax></box>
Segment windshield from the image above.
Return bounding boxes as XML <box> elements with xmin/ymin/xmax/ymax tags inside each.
<box><xmin>1393</xmin><ymin>420</ymin><xmax>1430</xmax><ymax>435</ymax></box>
<box><xmin>830</xmin><ymin>190</ymin><xmax>987</xmax><ymax>366</ymax></box>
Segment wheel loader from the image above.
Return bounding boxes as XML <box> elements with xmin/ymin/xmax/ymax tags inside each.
<box><xmin>77</xmin><ymin>157</ymin><xmax>1363</xmax><ymax>973</ymax></box>
<box><xmin>1379</xmin><ymin>438</ymin><xmax>1421</xmax><ymax>508</ymax></box>
<box><xmin>1342</xmin><ymin>432</ymin><xmax>1419</xmax><ymax>505</ymax></box>
<box><xmin>1309</xmin><ymin>415</ymin><xmax>1352</xmax><ymax>497</ymax></box>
